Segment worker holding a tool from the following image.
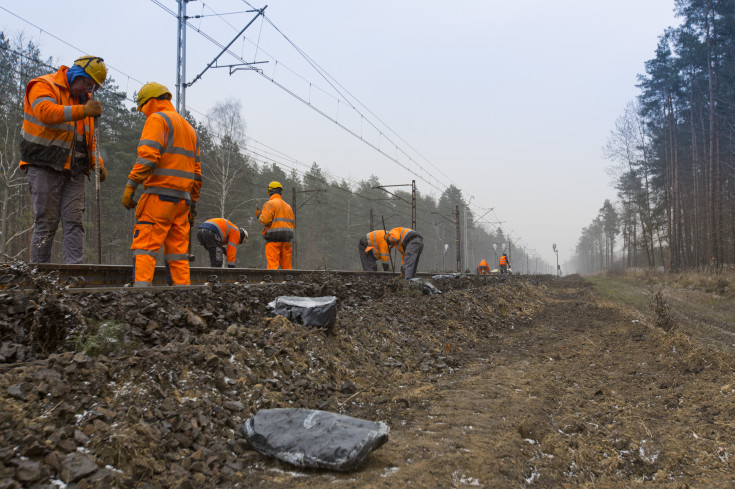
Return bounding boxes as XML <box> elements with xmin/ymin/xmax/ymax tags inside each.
<box><xmin>197</xmin><ymin>218</ymin><xmax>248</xmax><ymax>268</ymax></box>
<box><xmin>386</xmin><ymin>227</ymin><xmax>424</xmax><ymax>280</ymax></box>
<box><xmin>499</xmin><ymin>253</ymin><xmax>510</xmax><ymax>274</ymax></box>
<box><xmin>19</xmin><ymin>55</ymin><xmax>107</xmax><ymax>264</ymax></box>
<box><xmin>122</xmin><ymin>82</ymin><xmax>202</xmax><ymax>286</ymax></box>
<box><xmin>358</xmin><ymin>230</ymin><xmax>391</xmax><ymax>272</ymax></box>
<box><xmin>255</xmin><ymin>181</ymin><xmax>295</xmax><ymax>269</ymax></box>
<box><xmin>477</xmin><ymin>259</ymin><xmax>490</xmax><ymax>275</ymax></box>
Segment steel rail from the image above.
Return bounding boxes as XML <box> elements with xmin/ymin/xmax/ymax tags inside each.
<box><xmin>11</xmin><ymin>264</ymin><xmax>445</xmax><ymax>288</ymax></box>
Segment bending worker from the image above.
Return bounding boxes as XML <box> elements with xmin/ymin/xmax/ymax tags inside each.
<box><xmin>256</xmin><ymin>181</ymin><xmax>295</xmax><ymax>269</ymax></box>
<box><xmin>499</xmin><ymin>252</ymin><xmax>510</xmax><ymax>274</ymax></box>
<box><xmin>359</xmin><ymin>230</ymin><xmax>391</xmax><ymax>272</ymax></box>
<box><xmin>477</xmin><ymin>259</ymin><xmax>490</xmax><ymax>275</ymax></box>
<box><xmin>386</xmin><ymin>227</ymin><xmax>424</xmax><ymax>280</ymax></box>
<box><xmin>19</xmin><ymin>55</ymin><xmax>107</xmax><ymax>264</ymax></box>
<box><xmin>122</xmin><ymin>82</ymin><xmax>202</xmax><ymax>286</ymax></box>
<box><xmin>197</xmin><ymin>218</ymin><xmax>248</xmax><ymax>268</ymax></box>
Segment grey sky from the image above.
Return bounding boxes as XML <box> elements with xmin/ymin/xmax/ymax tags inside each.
<box><xmin>1</xmin><ymin>0</ymin><xmax>678</xmax><ymax>268</ymax></box>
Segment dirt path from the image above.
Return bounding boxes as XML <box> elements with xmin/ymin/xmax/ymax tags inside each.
<box><xmin>2</xmin><ymin>274</ymin><xmax>734</xmax><ymax>488</ymax></box>
<box><xmin>241</xmin><ymin>276</ymin><xmax>735</xmax><ymax>488</ymax></box>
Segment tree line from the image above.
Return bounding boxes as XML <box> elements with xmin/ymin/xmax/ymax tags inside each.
<box><xmin>574</xmin><ymin>0</ymin><xmax>735</xmax><ymax>274</ymax></box>
<box><xmin>0</xmin><ymin>33</ymin><xmax>542</xmax><ymax>274</ymax></box>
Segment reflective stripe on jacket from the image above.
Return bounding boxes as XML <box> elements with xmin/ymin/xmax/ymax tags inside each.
<box><xmin>259</xmin><ymin>193</ymin><xmax>295</xmax><ymax>242</ymax></box>
<box><xmin>19</xmin><ymin>66</ymin><xmax>101</xmax><ymax>173</ymax></box>
<box><xmin>128</xmin><ymin>99</ymin><xmax>202</xmax><ymax>203</ymax></box>
<box><xmin>387</xmin><ymin>227</ymin><xmax>418</xmax><ymax>257</ymax></box>
<box><xmin>200</xmin><ymin>218</ymin><xmax>240</xmax><ymax>266</ymax></box>
<box><xmin>499</xmin><ymin>255</ymin><xmax>508</xmax><ymax>266</ymax></box>
<box><xmin>365</xmin><ymin>230</ymin><xmax>390</xmax><ymax>264</ymax></box>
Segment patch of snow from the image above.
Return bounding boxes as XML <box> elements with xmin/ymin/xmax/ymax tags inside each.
<box><xmin>381</xmin><ymin>466</ymin><xmax>399</xmax><ymax>477</ymax></box>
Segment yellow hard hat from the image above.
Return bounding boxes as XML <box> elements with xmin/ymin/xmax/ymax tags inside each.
<box><xmin>267</xmin><ymin>181</ymin><xmax>283</xmax><ymax>193</ymax></box>
<box><xmin>137</xmin><ymin>82</ymin><xmax>172</xmax><ymax>112</ymax></box>
<box><xmin>74</xmin><ymin>55</ymin><xmax>107</xmax><ymax>86</ymax></box>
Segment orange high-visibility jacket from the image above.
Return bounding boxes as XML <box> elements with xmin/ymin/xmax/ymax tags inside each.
<box><xmin>478</xmin><ymin>260</ymin><xmax>489</xmax><ymax>270</ymax></box>
<box><xmin>364</xmin><ymin>230</ymin><xmax>390</xmax><ymax>265</ymax></box>
<box><xmin>127</xmin><ymin>99</ymin><xmax>201</xmax><ymax>203</ymax></box>
<box><xmin>20</xmin><ymin>66</ymin><xmax>103</xmax><ymax>173</ymax></box>
<box><xmin>499</xmin><ymin>254</ymin><xmax>508</xmax><ymax>266</ymax></box>
<box><xmin>202</xmin><ymin>218</ymin><xmax>241</xmax><ymax>266</ymax></box>
<box><xmin>259</xmin><ymin>193</ymin><xmax>295</xmax><ymax>242</ymax></box>
<box><xmin>387</xmin><ymin>227</ymin><xmax>418</xmax><ymax>262</ymax></box>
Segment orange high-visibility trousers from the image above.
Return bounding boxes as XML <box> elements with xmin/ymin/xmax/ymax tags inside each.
<box><xmin>265</xmin><ymin>241</ymin><xmax>292</xmax><ymax>269</ymax></box>
<box><xmin>132</xmin><ymin>194</ymin><xmax>191</xmax><ymax>286</ymax></box>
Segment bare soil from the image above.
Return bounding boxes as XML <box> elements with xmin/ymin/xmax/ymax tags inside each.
<box><xmin>1</xmin><ymin>269</ymin><xmax>734</xmax><ymax>488</ymax></box>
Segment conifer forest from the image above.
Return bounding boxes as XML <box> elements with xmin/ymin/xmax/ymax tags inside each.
<box><xmin>576</xmin><ymin>0</ymin><xmax>735</xmax><ymax>274</ymax></box>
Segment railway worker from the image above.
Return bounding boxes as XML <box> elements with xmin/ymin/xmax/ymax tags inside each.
<box><xmin>386</xmin><ymin>227</ymin><xmax>424</xmax><ymax>280</ymax></box>
<box><xmin>121</xmin><ymin>82</ymin><xmax>202</xmax><ymax>286</ymax></box>
<box><xmin>477</xmin><ymin>259</ymin><xmax>490</xmax><ymax>275</ymax></box>
<box><xmin>19</xmin><ymin>55</ymin><xmax>107</xmax><ymax>264</ymax></box>
<box><xmin>499</xmin><ymin>253</ymin><xmax>510</xmax><ymax>274</ymax></box>
<box><xmin>197</xmin><ymin>218</ymin><xmax>248</xmax><ymax>268</ymax></box>
<box><xmin>358</xmin><ymin>230</ymin><xmax>391</xmax><ymax>272</ymax></box>
<box><xmin>255</xmin><ymin>181</ymin><xmax>295</xmax><ymax>269</ymax></box>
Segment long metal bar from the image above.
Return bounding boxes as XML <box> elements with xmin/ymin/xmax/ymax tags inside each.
<box><xmin>90</xmin><ymin>93</ymin><xmax>102</xmax><ymax>264</ymax></box>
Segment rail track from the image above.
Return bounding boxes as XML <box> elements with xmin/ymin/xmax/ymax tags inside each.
<box><xmin>0</xmin><ymin>263</ymin><xmax>452</xmax><ymax>291</ymax></box>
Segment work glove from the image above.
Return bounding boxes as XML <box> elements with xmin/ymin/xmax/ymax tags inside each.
<box><xmin>82</xmin><ymin>99</ymin><xmax>102</xmax><ymax>118</ymax></box>
<box><xmin>382</xmin><ymin>263</ymin><xmax>390</xmax><ymax>272</ymax></box>
<box><xmin>122</xmin><ymin>185</ymin><xmax>137</xmax><ymax>209</ymax></box>
<box><xmin>189</xmin><ymin>202</ymin><xmax>197</xmax><ymax>224</ymax></box>
<box><xmin>98</xmin><ymin>165</ymin><xmax>107</xmax><ymax>183</ymax></box>
<box><xmin>254</xmin><ymin>206</ymin><xmax>261</xmax><ymax>218</ymax></box>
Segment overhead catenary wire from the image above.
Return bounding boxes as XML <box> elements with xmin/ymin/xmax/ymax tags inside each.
<box><xmin>0</xmin><ymin>4</ymin><xmax>531</xmax><ymax>257</ymax></box>
<box><xmin>0</xmin><ymin>49</ymin><xmax>486</xmax><ymax>242</ymax></box>
<box><xmin>149</xmin><ymin>0</ymin><xmax>456</xmax><ymax>198</ymax></box>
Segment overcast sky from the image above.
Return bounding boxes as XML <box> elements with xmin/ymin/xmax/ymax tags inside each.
<box><xmin>1</xmin><ymin>0</ymin><xmax>679</xmax><ymax>269</ymax></box>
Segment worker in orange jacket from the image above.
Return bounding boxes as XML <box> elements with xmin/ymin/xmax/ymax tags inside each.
<box><xmin>19</xmin><ymin>55</ymin><xmax>107</xmax><ymax>264</ymax></box>
<box><xmin>359</xmin><ymin>230</ymin><xmax>391</xmax><ymax>271</ymax></box>
<box><xmin>197</xmin><ymin>218</ymin><xmax>248</xmax><ymax>268</ymax></box>
<box><xmin>477</xmin><ymin>259</ymin><xmax>490</xmax><ymax>275</ymax></box>
<box><xmin>256</xmin><ymin>181</ymin><xmax>295</xmax><ymax>269</ymax></box>
<box><xmin>386</xmin><ymin>227</ymin><xmax>424</xmax><ymax>280</ymax></box>
<box><xmin>499</xmin><ymin>253</ymin><xmax>510</xmax><ymax>274</ymax></box>
<box><xmin>122</xmin><ymin>82</ymin><xmax>202</xmax><ymax>286</ymax></box>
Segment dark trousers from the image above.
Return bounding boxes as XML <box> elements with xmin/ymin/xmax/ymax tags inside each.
<box><xmin>358</xmin><ymin>237</ymin><xmax>377</xmax><ymax>271</ymax></box>
<box><xmin>403</xmin><ymin>235</ymin><xmax>424</xmax><ymax>280</ymax></box>
<box><xmin>26</xmin><ymin>166</ymin><xmax>86</xmax><ymax>263</ymax></box>
<box><xmin>197</xmin><ymin>227</ymin><xmax>224</xmax><ymax>267</ymax></box>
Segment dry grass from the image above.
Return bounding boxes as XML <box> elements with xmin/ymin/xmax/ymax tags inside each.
<box><xmin>586</xmin><ymin>268</ymin><xmax>735</xmax><ymax>354</ymax></box>
<box><xmin>620</xmin><ymin>267</ymin><xmax>734</xmax><ymax>298</ymax></box>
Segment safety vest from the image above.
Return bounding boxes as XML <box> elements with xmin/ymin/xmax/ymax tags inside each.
<box><xmin>259</xmin><ymin>193</ymin><xmax>295</xmax><ymax>242</ymax></box>
<box><xmin>478</xmin><ymin>260</ymin><xmax>489</xmax><ymax>269</ymax></box>
<box><xmin>128</xmin><ymin>99</ymin><xmax>202</xmax><ymax>203</ymax></box>
<box><xmin>365</xmin><ymin>230</ymin><xmax>390</xmax><ymax>264</ymax></box>
<box><xmin>201</xmin><ymin>218</ymin><xmax>240</xmax><ymax>266</ymax></box>
<box><xmin>19</xmin><ymin>66</ymin><xmax>98</xmax><ymax>173</ymax></box>
<box><xmin>387</xmin><ymin>227</ymin><xmax>418</xmax><ymax>256</ymax></box>
<box><xmin>499</xmin><ymin>255</ymin><xmax>508</xmax><ymax>266</ymax></box>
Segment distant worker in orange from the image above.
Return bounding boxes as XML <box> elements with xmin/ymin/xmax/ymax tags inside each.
<box><xmin>122</xmin><ymin>82</ymin><xmax>202</xmax><ymax>286</ymax></box>
<box><xmin>477</xmin><ymin>259</ymin><xmax>490</xmax><ymax>275</ymax></box>
<box><xmin>499</xmin><ymin>252</ymin><xmax>510</xmax><ymax>274</ymax></box>
<box><xmin>359</xmin><ymin>230</ymin><xmax>390</xmax><ymax>271</ymax></box>
<box><xmin>256</xmin><ymin>181</ymin><xmax>295</xmax><ymax>269</ymax></box>
<box><xmin>386</xmin><ymin>227</ymin><xmax>424</xmax><ymax>280</ymax></box>
<box><xmin>197</xmin><ymin>218</ymin><xmax>248</xmax><ymax>268</ymax></box>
